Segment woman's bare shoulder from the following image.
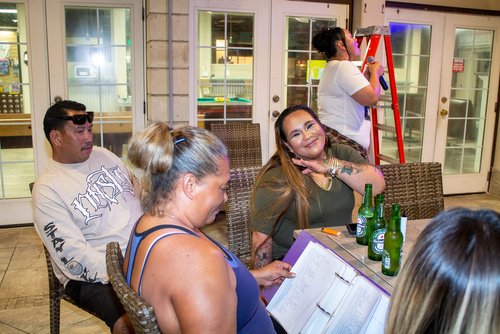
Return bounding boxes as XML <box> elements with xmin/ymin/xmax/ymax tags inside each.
<box><xmin>149</xmin><ymin>233</ymin><xmax>230</xmax><ymax>279</ymax></box>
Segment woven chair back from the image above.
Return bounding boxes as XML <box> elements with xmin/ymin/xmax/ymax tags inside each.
<box><xmin>226</xmin><ymin>166</ymin><xmax>261</xmax><ymax>267</ymax></box>
<box><xmin>378</xmin><ymin>162</ymin><xmax>444</xmax><ymax>220</ymax></box>
<box><xmin>105</xmin><ymin>242</ymin><xmax>160</xmax><ymax>334</ymax></box>
<box><xmin>42</xmin><ymin>246</ymin><xmax>93</xmax><ymax>334</ymax></box>
<box><xmin>210</xmin><ymin>122</ymin><xmax>262</xmax><ymax>168</ymax></box>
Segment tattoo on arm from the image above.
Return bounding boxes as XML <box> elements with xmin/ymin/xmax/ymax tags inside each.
<box><xmin>338</xmin><ymin>161</ymin><xmax>363</xmax><ymax>176</ymax></box>
<box><xmin>253</xmin><ymin>238</ymin><xmax>273</xmax><ymax>269</ymax></box>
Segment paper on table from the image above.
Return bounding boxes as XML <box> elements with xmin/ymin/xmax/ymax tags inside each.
<box><xmin>266</xmin><ymin>239</ymin><xmax>389</xmax><ymax>334</ymax></box>
<box><xmin>323</xmin><ymin>276</ymin><xmax>387</xmax><ymax>333</ymax></box>
<box><xmin>262</xmin><ymin>229</ymin><xmax>331</xmax><ymax>302</ymax></box>
<box><xmin>266</xmin><ymin>241</ymin><xmax>345</xmax><ymax>334</ymax></box>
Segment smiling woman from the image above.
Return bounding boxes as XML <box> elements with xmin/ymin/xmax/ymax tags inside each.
<box><xmin>250</xmin><ymin>104</ymin><xmax>385</xmax><ymax>268</ymax></box>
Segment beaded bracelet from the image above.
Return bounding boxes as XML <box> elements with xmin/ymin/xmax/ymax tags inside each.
<box><xmin>325</xmin><ymin>157</ymin><xmax>342</xmax><ymax>178</ymax></box>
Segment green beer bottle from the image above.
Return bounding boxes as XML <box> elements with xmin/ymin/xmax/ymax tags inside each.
<box><xmin>381</xmin><ymin>204</ymin><xmax>403</xmax><ymax>276</ymax></box>
<box><xmin>356</xmin><ymin>183</ymin><xmax>374</xmax><ymax>245</ymax></box>
<box><xmin>368</xmin><ymin>194</ymin><xmax>386</xmax><ymax>261</ymax></box>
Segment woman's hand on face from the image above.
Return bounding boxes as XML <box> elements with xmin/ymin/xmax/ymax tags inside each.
<box><xmin>251</xmin><ymin>260</ymin><xmax>295</xmax><ymax>287</ymax></box>
<box><xmin>292</xmin><ymin>157</ymin><xmax>328</xmax><ymax>175</ymax></box>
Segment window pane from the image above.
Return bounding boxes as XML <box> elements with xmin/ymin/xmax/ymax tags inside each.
<box><xmin>0</xmin><ymin>3</ymin><xmax>34</xmax><ymax>199</ymax></box>
<box><xmin>283</xmin><ymin>16</ymin><xmax>336</xmax><ymax>110</ymax></box>
<box><xmin>462</xmin><ymin>147</ymin><xmax>482</xmax><ymax>173</ymax></box>
<box><xmin>2</xmin><ymin>160</ymin><xmax>34</xmax><ymax>198</ymax></box>
<box><xmin>445</xmin><ymin>28</ymin><xmax>493</xmax><ymax>175</ymax></box>
<box><xmin>287</xmin><ymin>17</ymin><xmax>310</xmax><ymax>50</ymax></box>
<box><xmin>287</xmin><ymin>86</ymin><xmax>308</xmax><ymax>106</ymax></box>
<box><xmin>196</xmin><ymin>11</ymin><xmax>254</xmax><ymax>130</ymax></box>
<box><xmin>444</xmin><ymin>147</ymin><xmax>462</xmax><ymax>174</ymax></box>
<box><xmin>65</xmin><ymin>7</ymin><xmax>132</xmax><ymax>157</ymax></box>
<box><xmin>389</xmin><ymin>22</ymin><xmax>432</xmax><ymax>163</ymax></box>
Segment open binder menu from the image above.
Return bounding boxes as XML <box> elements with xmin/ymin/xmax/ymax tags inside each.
<box><xmin>266</xmin><ymin>231</ymin><xmax>390</xmax><ymax>334</ymax></box>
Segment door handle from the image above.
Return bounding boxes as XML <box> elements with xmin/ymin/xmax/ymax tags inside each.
<box><xmin>439</xmin><ymin>109</ymin><xmax>448</xmax><ymax>116</ymax></box>
<box><xmin>272</xmin><ymin>110</ymin><xmax>280</xmax><ymax>118</ymax></box>
<box><xmin>53</xmin><ymin>95</ymin><xmax>63</xmax><ymax>103</ymax></box>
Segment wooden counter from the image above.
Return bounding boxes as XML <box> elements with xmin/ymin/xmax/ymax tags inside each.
<box><xmin>0</xmin><ymin>112</ymin><xmax>133</xmax><ymax>137</ymax></box>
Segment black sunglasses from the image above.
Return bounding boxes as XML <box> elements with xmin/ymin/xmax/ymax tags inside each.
<box><xmin>50</xmin><ymin>111</ymin><xmax>94</xmax><ymax>125</ymax></box>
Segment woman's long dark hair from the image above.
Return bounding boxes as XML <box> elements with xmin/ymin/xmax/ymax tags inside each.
<box><xmin>252</xmin><ymin>105</ymin><xmax>331</xmax><ymax>234</ymax></box>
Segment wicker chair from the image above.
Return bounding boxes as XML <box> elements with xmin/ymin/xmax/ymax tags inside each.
<box><xmin>43</xmin><ymin>246</ymin><xmax>94</xmax><ymax>334</ymax></box>
<box><xmin>105</xmin><ymin>242</ymin><xmax>160</xmax><ymax>334</ymax></box>
<box><xmin>225</xmin><ymin>166</ymin><xmax>261</xmax><ymax>267</ymax></box>
<box><xmin>210</xmin><ymin>122</ymin><xmax>262</xmax><ymax>168</ymax></box>
<box><xmin>377</xmin><ymin>162</ymin><xmax>444</xmax><ymax>220</ymax></box>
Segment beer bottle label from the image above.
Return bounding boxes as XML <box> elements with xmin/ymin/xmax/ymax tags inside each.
<box><xmin>382</xmin><ymin>250</ymin><xmax>390</xmax><ymax>269</ymax></box>
<box><xmin>371</xmin><ymin>229</ymin><xmax>385</xmax><ymax>255</ymax></box>
<box><xmin>356</xmin><ymin>216</ymin><xmax>367</xmax><ymax>237</ymax></box>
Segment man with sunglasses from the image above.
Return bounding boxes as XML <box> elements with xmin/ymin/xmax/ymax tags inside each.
<box><xmin>32</xmin><ymin>100</ymin><xmax>142</xmax><ymax>333</ymax></box>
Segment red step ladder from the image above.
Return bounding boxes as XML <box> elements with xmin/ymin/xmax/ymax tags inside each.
<box><xmin>355</xmin><ymin>25</ymin><xmax>405</xmax><ymax>164</ymax></box>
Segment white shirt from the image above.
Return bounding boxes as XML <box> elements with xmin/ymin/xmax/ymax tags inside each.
<box><xmin>318</xmin><ymin>60</ymin><xmax>371</xmax><ymax>149</ymax></box>
<box><xmin>33</xmin><ymin>147</ymin><xmax>142</xmax><ymax>286</ymax></box>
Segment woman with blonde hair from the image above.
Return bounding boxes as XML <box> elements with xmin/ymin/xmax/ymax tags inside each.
<box><xmin>251</xmin><ymin>105</ymin><xmax>385</xmax><ymax>268</ymax></box>
<box><xmin>124</xmin><ymin>122</ymin><xmax>294</xmax><ymax>333</ymax></box>
<box><xmin>386</xmin><ymin>208</ymin><xmax>500</xmax><ymax>333</ymax></box>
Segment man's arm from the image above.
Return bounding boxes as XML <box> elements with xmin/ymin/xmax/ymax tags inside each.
<box><xmin>33</xmin><ymin>183</ymin><xmax>109</xmax><ymax>284</ymax></box>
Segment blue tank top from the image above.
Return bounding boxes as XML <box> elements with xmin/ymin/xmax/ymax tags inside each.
<box><xmin>125</xmin><ymin>223</ymin><xmax>276</xmax><ymax>334</ymax></box>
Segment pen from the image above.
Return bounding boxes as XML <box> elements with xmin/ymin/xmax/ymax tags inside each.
<box><xmin>322</xmin><ymin>227</ymin><xmax>341</xmax><ymax>236</ymax></box>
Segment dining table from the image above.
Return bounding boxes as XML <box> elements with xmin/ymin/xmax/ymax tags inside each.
<box><xmin>293</xmin><ymin>219</ymin><xmax>430</xmax><ymax>294</ymax></box>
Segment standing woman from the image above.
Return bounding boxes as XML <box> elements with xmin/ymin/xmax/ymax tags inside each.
<box><xmin>312</xmin><ymin>27</ymin><xmax>385</xmax><ymax>159</ymax></box>
<box><xmin>124</xmin><ymin>123</ymin><xmax>294</xmax><ymax>334</ymax></box>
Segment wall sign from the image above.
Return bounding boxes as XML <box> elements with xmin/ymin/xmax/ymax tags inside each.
<box><xmin>452</xmin><ymin>58</ymin><xmax>464</xmax><ymax>72</ymax></box>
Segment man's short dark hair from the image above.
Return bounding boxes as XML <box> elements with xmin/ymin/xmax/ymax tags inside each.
<box><xmin>43</xmin><ymin>100</ymin><xmax>87</xmax><ymax>142</ymax></box>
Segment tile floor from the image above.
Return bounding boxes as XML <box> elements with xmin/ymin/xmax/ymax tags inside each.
<box><xmin>0</xmin><ymin>195</ymin><xmax>499</xmax><ymax>333</ymax></box>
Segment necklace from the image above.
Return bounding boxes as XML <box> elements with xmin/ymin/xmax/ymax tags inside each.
<box><xmin>323</xmin><ymin>176</ymin><xmax>333</xmax><ymax>191</ymax></box>
<box><xmin>312</xmin><ymin>173</ymin><xmax>333</xmax><ymax>191</ymax></box>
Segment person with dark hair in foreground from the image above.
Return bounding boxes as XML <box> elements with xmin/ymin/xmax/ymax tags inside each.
<box><xmin>386</xmin><ymin>207</ymin><xmax>500</xmax><ymax>334</ymax></box>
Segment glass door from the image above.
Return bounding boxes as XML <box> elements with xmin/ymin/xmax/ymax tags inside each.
<box><xmin>435</xmin><ymin>15</ymin><xmax>500</xmax><ymax>194</ymax></box>
<box><xmin>46</xmin><ymin>0</ymin><xmax>144</xmax><ymax>161</ymax></box>
<box><xmin>0</xmin><ymin>0</ymin><xmax>43</xmax><ymax>226</ymax></box>
<box><xmin>380</xmin><ymin>22</ymin><xmax>436</xmax><ymax>163</ymax></box>
<box><xmin>0</xmin><ymin>0</ymin><xmax>144</xmax><ymax>226</ymax></box>
<box><xmin>191</xmin><ymin>0</ymin><xmax>271</xmax><ymax>157</ymax></box>
<box><xmin>268</xmin><ymin>0</ymin><xmax>348</xmax><ymax>158</ymax></box>
<box><xmin>191</xmin><ymin>0</ymin><xmax>348</xmax><ymax>161</ymax></box>
<box><xmin>385</xmin><ymin>8</ymin><xmax>500</xmax><ymax>194</ymax></box>
<box><xmin>195</xmin><ymin>10</ymin><xmax>255</xmax><ymax>130</ymax></box>
<box><xmin>0</xmin><ymin>2</ymin><xmax>33</xmax><ymax>200</ymax></box>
